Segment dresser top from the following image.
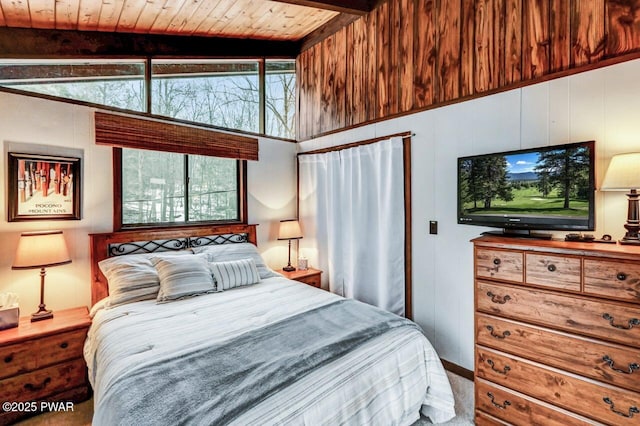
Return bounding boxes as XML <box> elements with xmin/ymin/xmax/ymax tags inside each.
<box><xmin>0</xmin><ymin>306</ymin><xmax>90</xmax><ymax>346</ymax></box>
<box><xmin>472</xmin><ymin>235</ymin><xmax>640</xmax><ymax>260</ymax></box>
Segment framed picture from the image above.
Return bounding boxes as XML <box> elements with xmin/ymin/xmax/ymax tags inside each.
<box><xmin>8</xmin><ymin>152</ymin><xmax>81</xmax><ymax>221</ymax></box>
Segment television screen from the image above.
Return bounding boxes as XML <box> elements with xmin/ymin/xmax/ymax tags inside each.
<box><xmin>457</xmin><ymin>141</ymin><xmax>595</xmax><ymax>234</ymax></box>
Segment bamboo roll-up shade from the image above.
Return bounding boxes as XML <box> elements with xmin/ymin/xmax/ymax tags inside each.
<box><xmin>94</xmin><ymin>111</ymin><xmax>259</xmax><ymax>160</ymax></box>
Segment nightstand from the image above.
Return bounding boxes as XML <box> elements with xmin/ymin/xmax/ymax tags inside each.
<box><xmin>0</xmin><ymin>307</ymin><xmax>91</xmax><ymax>424</ymax></box>
<box><xmin>281</xmin><ymin>267</ymin><xmax>323</xmax><ymax>288</ymax></box>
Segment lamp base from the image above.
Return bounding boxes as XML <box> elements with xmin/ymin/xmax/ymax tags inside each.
<box><xmin>282</xmin><ymin>265</ymin><xmax>296</xmax><ymax>272</ymax></box>
<box><xmin>31</xmin><ymin>305</ymin><xmax>53</xmax><ymax>322</ymax></box>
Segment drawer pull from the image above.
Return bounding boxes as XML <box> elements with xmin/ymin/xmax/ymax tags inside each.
<box><xmin>547</xmin><ymin>264</ymin><xmax>556</xmax><ymax>272</ymax></box>
<box><xmin>493</xmin><ymin>258</ymin><xmax>501</xmax><ymax>266</ymax></box>
<box><xmin>603</xmin><ymin>397</ymin><xmax>639</xmax><ymax>418</ymax></box>
<box><xmin>60</xmin><ymin>342</ymin><xmax>69</xmax><ymax>349</ymax></box>
<box><xmin>486</xmin><ymin>325</ymin><xmax>511</xmax><ymax>339</ymax></box>
<box><xmin>487</xmin><ymin>291</ymin><xmax>511</xmax><ymax>304</ymax></box>
<box><xmin>486</xmin><ymin>359</ymin><xmax>511</xmax><ymax>375</ymax></box>
<box><xmin>4</xmin><ymin>355</ymin><xmax>13</xmax><ymax>363</ymax></box>
<box><xmin>617</xmin><ymin>272</ymin><xmax>628</xmax><ymax>281</ymax></box>
<box><xmin>24</xmin><ymin>377</ymin><xmax>51</xmax><ymax>392</ymax></box>
<box><xmin>602</xmin><ymin>313</ymin><xmax>640</xmax><ymax>330</ymax></box>
<box><xmin>487</xmin><ymin>392</ymin><xmax>511</xmax><ymax>410</ymax></box>
<box><xmin>602</xmin><ymin>355</ymin><xmax>640</xmax><ymax>374</ymax></box>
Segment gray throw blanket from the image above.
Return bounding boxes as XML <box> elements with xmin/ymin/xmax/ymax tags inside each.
<box><xmin>94</xmin><ymin>298</ymin><xmax>420</xmax><ymax>426</ymax></box>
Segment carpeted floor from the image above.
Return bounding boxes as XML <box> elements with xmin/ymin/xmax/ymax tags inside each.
<box><xmin>16</xmin><ymin>371</ymin><xmax>474</xmax><ymax>425</ymax></box>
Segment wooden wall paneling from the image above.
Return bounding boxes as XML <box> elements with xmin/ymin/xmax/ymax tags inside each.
<box><xmin>296</xmin><ymin>52</ymin><xmax>305</xmax><ymax>140</ymax></box>
<box><xmin>605</xmin><ymin>0</ymin><xmax>640</xmax><ymax>56</ymax></box>
<box><xmin>0</xmin><ymin>0</ymin><xmax>30</xmax><ymax>26</ymax></box>
<box><xmin>350</xmin><ymin>17</ymin><xmax>367</xmax><ymax>125</ymax></box>
<box><xmin>54</xmin><ymin>0</ymin><xmax>77</xmax><ymax>30</ymax></box>
<box><xmin>321</xmin><ymin>33</ymin><xmax>337</xmax><ymax>133</ymax></box>
<box><xmin>376</xmin><ymin>1</ymin><xmax>391</xmax><ymax>118</ymax></box>
<box><xmin>474</xmin><ymin>0</ymin><xmax>495</xmax><ymax>93</ymax></box>
<box><xmin>414</xmin><ymin>0</ymin><xmax>436</xmax><ymax>108</ymax></box>
<box><xmin>495</xmin><ymin>0</ymin><xmax>506</xmax><ymax>86</ymax></box>
<box><xmin>461</xmin><ymin>0</ymin><xmax>476</xmax><ymax>97</ymax></box>
<box><xmin>366</xmin><ymin>11</ymin><xmax>379</xmax><ymax>122</ymax></box>
<box><xmin>345</xmin><ymin>22</ymin><xmax>355</xmax><ymax>127</ymax></box>
<box><xmin>399</xmin><ymin>0</ymin><xmax>415</xmax><ymax>112</ymax></box>
<box><xmin>505</xmin><ymin>0</ymin><xmax>522</xmax><ymax>84</ymax></box>
<box><xmin>550</xmin><ymin>0</ymin><xmax>571</xmax><ymax>72</ymax></box>
<box><xmin>571</xmin><ymin>0</ymin><xmax>605</xmax><ymax>67</ymax></box>
<box><xmin>334</xmin><ymin>28</ymin><xmax>347</xmax><ymax>129</ymax></box>
<box><xmin>522</xmin><ymin>0</ymin><xmax>550</xmax><ymax>79</ymax></box>
<box><xmin>312</xmin><ymin>42</ymin><xmax>323</xmax><ymax>137</ymax></box>
<box><xmin>436</xmin><ymin>0</ymin><xmax>461</xmax><ymax>102</ymax></box>
<box><xmin>389</xmin><ymin>0</ymin><xmax>402</xmax><ymax>115</ymax></box>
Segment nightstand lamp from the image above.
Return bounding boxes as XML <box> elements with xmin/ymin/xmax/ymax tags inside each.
<box><xmin>12</xmin><ymin>230</ymin><xmax>71</xmax><ymax>321</ymax></box>
<box><xmin>278</xmin><ymin>219</ymin><xmax>303</xmax><ymax>272</ymax></box>
<box><xmin>601</xmin><ymin>152</ymin><xmax>640</xmax><ymax>245</ymax></box>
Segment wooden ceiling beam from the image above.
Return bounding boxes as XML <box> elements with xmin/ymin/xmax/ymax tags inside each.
<box><xmin>300</xmin><ymin>13</ymin><xmax>361</xmax><ymax>51</ymax></box>
<box><xmin>0</xmin><ymin>27</ymin><xmax>300</xmax><ymax>58</ymax></box>
<box><xmin>270</xmin><ymin>0</ymin><xmax>373</xmax><ymax>15</ymax></box>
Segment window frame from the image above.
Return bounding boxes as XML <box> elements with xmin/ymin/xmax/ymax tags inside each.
<box><xmin>113</xmin><ymin>147</ymin><xmax>248</xmax><ymax>231</ymax></box>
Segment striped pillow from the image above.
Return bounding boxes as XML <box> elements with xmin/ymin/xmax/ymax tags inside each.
<box><xmin>152</xmin><ymin>254</ymin><xmax>215</xmax><ymax>302</ymax></box>
<box><xmin>209</xmin><ymin>258</ymin><xmax>260</xmax><ymax>291</ymax></box>
<box><xmin>99</xmin><ymin>251</ymin><xmax>192</xmax><ymax>308</ymax></box>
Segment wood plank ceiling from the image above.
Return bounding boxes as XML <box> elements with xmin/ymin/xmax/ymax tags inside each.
<box><xmin>0</xmin><ymin>0</ymin><xmax>345</xmax><ymax>41</ymax></box>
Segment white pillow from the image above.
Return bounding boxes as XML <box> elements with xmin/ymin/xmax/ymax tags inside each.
<box><xmin>98</xmin><ymin>251</ymin><xmax>191</xmax><ymax>308</ymax></box>
<box><xmin>210</xmin><ymin>258</ymin><xmax>260</xmax><ymax>291</ymax></box>
<box><xmin>192</xmin><ymin>243</ymin><xmax>278</xmax><ymax>279</ymax></box>
<box><xmin>153</xmin><ymin>254</ymin><xmax>215</xmax><ymax>302</ymax></box>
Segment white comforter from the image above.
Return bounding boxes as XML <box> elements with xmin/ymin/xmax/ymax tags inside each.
<box><xmin>85</xmin><ymin>277</ymin><xmax>455</xmax><ymax>425</ymax></box>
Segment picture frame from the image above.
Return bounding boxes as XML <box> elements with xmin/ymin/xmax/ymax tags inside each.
<box><xmin>7</xmin><ymin>152</ymin><xmax>81</xmax><ymax>221</ymax></box>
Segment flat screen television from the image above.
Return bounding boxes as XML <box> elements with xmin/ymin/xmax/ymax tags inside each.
<box><xmin>457</xmin><ymin>140</ymin><xmax>595</xmax><ymax>237</ymax></box>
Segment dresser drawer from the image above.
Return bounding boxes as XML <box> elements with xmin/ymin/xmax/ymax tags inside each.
<box><xmin>36</xmin><ymin>329</ymin><xmax>87</xmax><ymax>368</ymax></box>
<box><xmin>525</xmin><ymin>253</ymin><xmax>581</xmax><ymax>291</ymax></box>
<box><xmin>477</xmin><ymin>347</ymin><xmax>640</xmax><ymax>425</ymax></box>
<box><xmin>476</xmin><ymin>249</ymin><xmax>523</xmax><ymax>283</ymax></box>
<box><xmin>0</xmin><ymin>358</ymin><xmax>87</xmax><ymax>402</ymax></box>
<box><xmin>477</xmin><ymin>281</ymin><xmax>640</xmax><ymax>348</ymax></box>
<box><xmin>477</xmin><ymin>314</ymin><xmax>640</xmax><ymax>393</ymax></box>
<box><xmin>475</xmin><ymin>378</ymin><xmax>601</xmax><ymax>426</ymax></box>
<box><xmin>584</xmin><ymin>259</ymin><xmax>640</xmax><ymax>303</ymax></box>
<box><xmin>0</xmin><ymin>341</ymin><xmax>36</xmax><ymax>379</ymax></box>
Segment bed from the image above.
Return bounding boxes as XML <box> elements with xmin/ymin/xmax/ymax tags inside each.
<box><xmin>85</xmin><ymin>224</ymin><xmax>455</xmax><ymax>425</ymax></box>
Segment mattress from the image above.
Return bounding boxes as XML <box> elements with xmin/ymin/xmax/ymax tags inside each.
<box><xmin>84</xmin><ymin>276</ymin><xmax>455</xmax><ymax>425</ymax></box>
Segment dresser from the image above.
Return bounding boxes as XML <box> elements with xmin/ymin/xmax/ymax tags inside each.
<box><xmin>473</xmin><ymin>236</ymin><xmax>640</xmax><ymax>425</ymax></box>
<box><xmin>0</xmin><ymin>307</ymin><xmax>91</xmax><ymax>424</ymax></box>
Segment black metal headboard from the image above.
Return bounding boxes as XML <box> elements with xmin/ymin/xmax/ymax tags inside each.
<box><xmin>108</xmin><ymin>233</ymin><xmax>249</xmax><ymax>257</ymax></box>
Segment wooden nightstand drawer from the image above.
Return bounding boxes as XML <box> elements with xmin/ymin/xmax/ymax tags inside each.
<box><xmin>0</xmin><ymin>341</ymin><xmax>36</xmax><ymax>379</ymax></box>
<box><xmin>281</xmin><ymin>268</ymin><xmax>323</xmax><ymax>289</ymax></box>
<box><xmin>0</xmin><ymin>358</ymin><xmax>87</xmax><ymax>402</ymax></box>
<box><xmin>37</xmin><ymin>329</ymin><xmax>87</xmax><ymax>368</ymax></box>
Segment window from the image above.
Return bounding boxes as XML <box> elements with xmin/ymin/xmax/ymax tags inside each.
<box><xmin>119</xmin><ymin>149</ymin><xmax>244</xmax><ymax>228</ymax></box>
<box><xmin>151</xmin><ymin>61</ymin><xmax>259</xmax><ymax>133</ymax></box>
<box><xmin>0</xmin><ymin>59</ymin><xmax>145</xmax><ymax>111</ymax></box>
<box><xmin>266</xmin><ymin>60</ymin><xmax>296</xmax><ymax>139</ymax></box>
<box><xmin>0</xmin><ymin>58</ymin><xmax>296</xmax><ymax>139</ymax></box>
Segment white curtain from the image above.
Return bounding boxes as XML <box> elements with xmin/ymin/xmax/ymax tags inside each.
<box><xmin>299</xmin><ymin>137</ymin><xmax>405</xmax><ymax>315</ymax></box>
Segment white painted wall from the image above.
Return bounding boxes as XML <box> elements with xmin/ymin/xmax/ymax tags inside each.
<box><xmin>298</xmin><ymin>58</ymin><xmax>640</xmax><ymax>371</ymax></box>
<box><xmin>0</xmin><ymin>91</ymin><xmax>297</xmax><ymax>314</ymax></box>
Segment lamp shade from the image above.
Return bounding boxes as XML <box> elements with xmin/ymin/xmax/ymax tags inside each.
<box><xmin>601</xmin><ymin>152</ymin><xmax>640</xmax><ymax>191</ymax></box>
<box><xmin>277</xmin><ymin>219</ymin><xmax>303</xmax><ymax>240</ymax></box>
<box><xmin>12</xmin><ymin>230</ymin><xmax>72</xmax><ymax>270</ymax></box>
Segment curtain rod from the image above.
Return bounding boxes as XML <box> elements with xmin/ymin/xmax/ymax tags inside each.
<box><xmin>297</xmin><ymin>131</ymin><xmax>414</xmax><ymax>156</ymax></box>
